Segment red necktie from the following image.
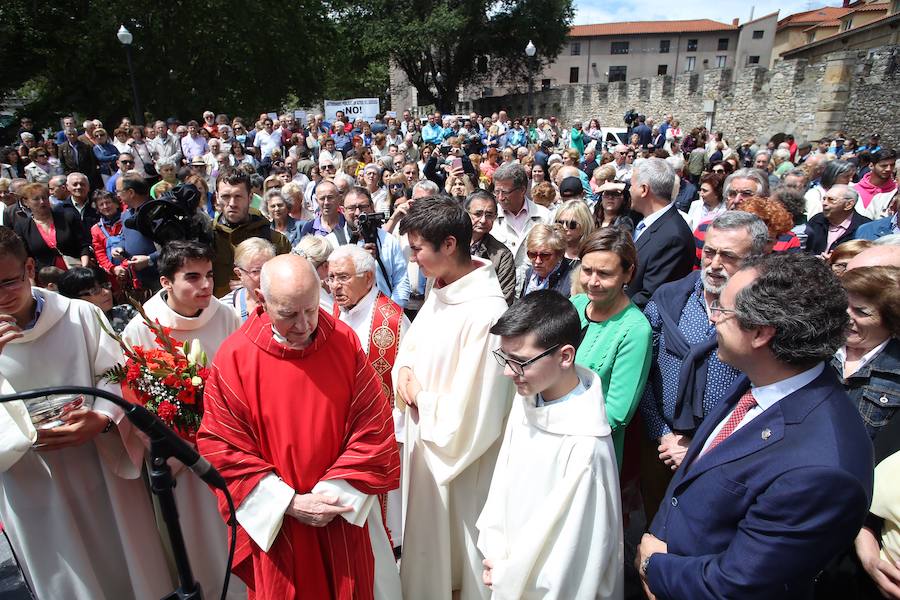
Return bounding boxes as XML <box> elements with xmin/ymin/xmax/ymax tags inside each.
<box><xmin>705</xmin><ymin>390</ymin><xmax>758</xmax><ymax>453</ymax></box>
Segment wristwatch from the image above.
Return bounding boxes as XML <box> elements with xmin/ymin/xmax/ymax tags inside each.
<box><xmin>640</xmin><ymin>556</ymin><xmax>651</xmax><ymax>577</ymax></box>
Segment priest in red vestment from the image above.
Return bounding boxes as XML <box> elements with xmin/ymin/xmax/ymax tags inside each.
<box><xmin>197</xmin><ymin>254</ymin><xmax>401</xmax><ymax>600</ymax></box>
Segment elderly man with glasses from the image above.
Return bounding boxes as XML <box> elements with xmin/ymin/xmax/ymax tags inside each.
<box><xmin>466</xmin><ymin>190</ymin><xmax>516</xmax><ymax>305</ymax></box>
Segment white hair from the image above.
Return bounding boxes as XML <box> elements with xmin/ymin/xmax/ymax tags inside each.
<box><xmin>666</xmin><ymin>154</ymin><xmax>685</xmax><ymax>173</ymax></box>
<box><xmin>412</xmin><ymin>179</ymin><xmax>439</xmax><ymax>196</ymax></box>
<box><xmin>873</xmin><ymin>234</ymin><xmax>900</xmax><ymax>246</ymax></box>
<box><xmin>327</xmin><ymin>243</ymin><xmax>377</xmax><ymax>274</ymax></box>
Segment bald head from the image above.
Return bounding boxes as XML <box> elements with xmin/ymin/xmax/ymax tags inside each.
<box><xmin>846</xmin><ymin>245</ymin><xmax>900</xmax><ymax>270</ymax></box>
<box><xmin>258</xmin><ymin>254</ymin><xmax>321</xmax><ymax>349</ymax></box>
<box><xmin>260</xmin><ymin>254</ymin><xmax>318</xmax><ymax>299</ymax></box>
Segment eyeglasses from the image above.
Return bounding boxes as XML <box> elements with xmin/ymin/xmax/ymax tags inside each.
<box><xmin>601</xmin><ymin>190</ymin><xmax>623</xmax><ymax>198</ymax></box>
<box><xmin>526</xmin><ymin>250</ymin><xmax>555</xmax><ymax>261</ymax></box>
<box><xmin>236</xmin><ymin>266</ymin><xmax>262</xmax><ymax>278</ymax></box>
<box><xmin>120</xmin><ymin>160</ymin><xmax>134</xmax><ymax>166</ymax></box>
<box><xmin>77</xmin><ymin>282</ymin><xmax>112</xmax><ymax>297</ymax></box>
<box><xmin>709</xmin><ymin>299</ymin><xmax>740</xmax><ymax>319</ymax></box>
<box><xmin>321</xmin><ymin>164</ymin><xmax>336</xmax><ymax>171</ymax></box>
<box><xmin>555</xmin><ymin>219</ymin><xmax>579</xmax><ymax>230</ymax></box>
<box><xmin>702</xmin><ymin>246</ymin><xmax>748</xmax><ymax>264</ymax></box>
<box><xmin>726</xmin><ymin>189</ymin><xmax>756</xmax><ymax>198</ymax></box>
<box><xmin>326</xmin><ymin>273</ymin><xmax>361</xmax><ymax>284</ymax></box>
<box><xmin>469</xmin><ymin>210</ymin><xmax>497</xmax><ymax>221</ymax></box>
<box><xmin>344</xmin><ymin>203</ymin><xmax>371</xmax><ymax>213</ymax></box>
<box><xmin>494</xmin><ymin>187</ymin><xmax>520</xmax><ymax>197</ymax></box>
<box><xmin>492</xmin><ymin>344</ymin><xmax>560</xmax><ymax>376</ymax></box>
<box><xmin>0</xmin><ymin>270</ymin><xmax>27</xmax><ymax>291</ymax></box>
<box><xmin>389</xmin><ymin>183</ymin><xmax>404</xmax><ymax>190</ymax></box>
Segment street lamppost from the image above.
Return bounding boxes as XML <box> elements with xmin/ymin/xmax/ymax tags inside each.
<box><xmin>117</xmin><ymin>25</ymin><xmax>144</xmax><ymax>126</ymax></box>
<box><xmin>525</xmin><ymin>40</ymin><xmax>536</xmax><ymax>118</ymax></box>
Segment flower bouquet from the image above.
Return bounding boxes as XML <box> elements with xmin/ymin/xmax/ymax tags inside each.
<box><xmin>99</xmin><ymin>304</ymin><xmax>209</xmax><ymax>444</ymax></box>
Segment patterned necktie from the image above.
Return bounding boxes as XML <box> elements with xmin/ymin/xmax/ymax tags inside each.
<box><xmin>634</xmin><ymin>221</ymin><xmax>646</xmax><ymax>241</ymax></box>
<box><xmin>705</xmin><ymin>389</ymin><xmax>758</xmax><ymax>453</ymax></box>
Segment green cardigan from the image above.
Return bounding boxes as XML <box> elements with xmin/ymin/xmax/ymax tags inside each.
<box><xmin>571</xmin><ymin>294</ymin><xmax>653</xmax><ymax>468</ymax></box>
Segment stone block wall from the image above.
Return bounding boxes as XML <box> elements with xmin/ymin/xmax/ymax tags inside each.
<box><xmin>458</xmin><ymin>45</ymin><xmax>899</xmax><ymax>149</ymax></box>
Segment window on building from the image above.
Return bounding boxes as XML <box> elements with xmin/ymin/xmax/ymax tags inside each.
<box><xmin>892</xmin><ymin>0</ymin><xmax>900</xmax><ymax>15</ymax></box>
<box><xmin>747</xmin><ymin>55</ymin><xmax>760</xmax><ymax>65</ymax></box>
<box><xmin>841</xmin><ymin>18</ymin><xmax>853</xmax><ymax>31</ymax></box>
<box><xmin>657</xmin><ymin>64</ymin><xmax>668</xmax><ymax>75</ymax></box>
<box><xmin>569</xmin><ymin>67</ymin><xmax>580</xmax><ymax>83</ymax></box>
<box><xmin>716</xmin><ymin>55</ymin><xmax>727</xmax><ymax>68</ymax></box>
<box><xmin>541</xmin><ymin>78</ymin><xmax>551</xmax><ymax>90</ymax></box>
<box><xmin>718</xmin><ymin>38</ymin><xmax>729</xmax><ymax>51</ymax></box>
<box><xmin>608</xmin><ymin>66</ymin><xmax>627</xmax><ymax>82</ymax></box>
<box><xmin>752</xmin><ymin>29</ymin><xmax>765</xmax><ymax>39</ymax></box>
<box><xmin>571</xmin><ymin>42</ymin><xmax>581</xmax><ymax>56</ymax></box>
<box><xmin>686</xmin><ymin>56</ymin><xmax>696</xmax><ymax>72</ymax></box>
<box><xmin>687</xmin><ymin>39</ymin><xmax>698</xmax><ymax>52</ymax></box>
<box><xmin>660</xmin><ymin>39</ymin><xmax>671</xmax><ymax>53</ymax></box>
<box><xmin>611</xmin><ymin>41</ymin><xmax>629</xmax><ymax>55</ymax></box>
<box><xmin>807</xmin><ymin>31</ymin><xmax>816</xmax><ymax>43</ymax></box>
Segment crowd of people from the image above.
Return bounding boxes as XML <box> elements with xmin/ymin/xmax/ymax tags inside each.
<box><xmin>0</xmin><ymin>105</ymin><xmax>898</xmax><ymax>600</ymax></box>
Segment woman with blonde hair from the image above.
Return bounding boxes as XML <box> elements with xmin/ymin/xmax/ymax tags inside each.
<box><xmin>590</xmin><ymin>163</ymin><xmax>617</xmax><ymax>195</ymax></box>
<box><xmin>828</xmin><ymin>239</ymin><xmax>873</xmax><ymax>276</ymax></box>
<box><xmin>220</xmin><ymin>237</ymin><xmax>276</xmax><ymax>321</ymax></box>
<box><xmin>554</xmin><ymin>199</ymin><xmax>594</xmax><ymax>265</ymax></box>
<box><xmin>520</xmin><ymin>223</ymin><xmax>573</xmax><ymax>298</ymax></box>
<box><xmin>294</xmin><ymin>234</ymin><xmax>335</xmax><ymax>312</ymax></box>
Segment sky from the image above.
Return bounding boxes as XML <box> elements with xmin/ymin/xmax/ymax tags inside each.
<box><xmin>573</xmin><ymin>0</ymin><xmax>845</xmax><ymax>25</ymax></box>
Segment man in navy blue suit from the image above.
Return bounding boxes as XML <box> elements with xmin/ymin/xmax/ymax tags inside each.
<box><xmin>636</xmin><ymin>253</ymin><xmax>874</xmax><ymax>600</ymax></box>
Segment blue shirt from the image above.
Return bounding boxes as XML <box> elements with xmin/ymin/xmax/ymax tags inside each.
<box><xmin>422</xmin><ymin>123</ymin><xmax>444</xmax><ymax>146</ymax></box>
<box><xmin>639</xmin><ymin>275</ymin><xmax>742</xmax><ymax>439</ymax></box>
<box><xmin>120</xmin><ymin>206</ymin><xmax>160</xmax><ymax>289</ymax></box>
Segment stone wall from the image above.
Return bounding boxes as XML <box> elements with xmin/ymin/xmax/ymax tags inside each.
<box><xmin>457</xmin><ymin>45</ymin><xmax>900</xmax><ymax>149</ymax></box>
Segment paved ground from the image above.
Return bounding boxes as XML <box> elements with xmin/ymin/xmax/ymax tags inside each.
<box><xmin>0</xmin><ymin>535</ymin><xmax>30</xmax><ymax>600</ymax></box>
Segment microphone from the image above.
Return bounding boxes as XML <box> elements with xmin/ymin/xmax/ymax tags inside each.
<box><xmin>122</xmin><ymin>401</ymin><xmax>227</xmax><ymax>491</ymax></box>
<box><xmin>0</xmin><ymin>385</ymin><xmax>227</xmax><ymax>490</ymax></box>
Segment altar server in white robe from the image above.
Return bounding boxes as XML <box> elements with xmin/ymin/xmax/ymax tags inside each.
<box><xmin>393</xmin><ymin>196</ymin><xmax>515</xmax><ymax>600</ymax></box>
<box><xmin>123</xmin><ymin>240</ymin><xmax>244</xmax><ymax>599</ymax></box>
<box><xmin>477</xmin><ymin>290</ymin><xmax>624</xmax><ymax>600</ymax></box>
<box><xmin>0</xmin><ymin>226</ymin><xmax>173</xmax><ymax>600</ymax></box>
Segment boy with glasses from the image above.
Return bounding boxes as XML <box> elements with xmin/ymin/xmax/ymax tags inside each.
<box><xmin>477</xmin><ymin>290</ymin><xmax>624</xmax><ymax>599</ymax></box>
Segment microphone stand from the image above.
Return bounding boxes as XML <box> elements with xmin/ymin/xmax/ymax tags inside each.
<box><xmin>1</xmin><ymin>386</ymin><xmax>212</xmax><ymax>600</ymax></box>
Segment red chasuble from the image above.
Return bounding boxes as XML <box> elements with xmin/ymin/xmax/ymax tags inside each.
<box><xmin>197</xmin><ymin>307</ymin><xmax>401</xmax><ymax>600</ymax></box>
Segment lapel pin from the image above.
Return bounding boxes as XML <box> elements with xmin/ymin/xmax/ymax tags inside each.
<box><xmin>761</xmin><ymin>428</ymin><xmax>772</xmax><ymax>440</ymax></box>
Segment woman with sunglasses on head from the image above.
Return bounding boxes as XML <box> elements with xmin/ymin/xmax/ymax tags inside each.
<box><xmin>57</xmin><ymin>266</ymin><xmax>137</xmax><ymax>334</ymax></box>
<box><xmin>569</xmin><ymin>227</ymin><xmax>652</xmax><ymax>469</ymax></box>
<box><xmin>24</xmin><ymin>147</ymin><xmax>62</xmax><ymax>183</ymax></box>
<box><xmin>592</xmin><ymin>181</ymin><xmax>635</xmax><ymax>233</ymax></box>
<box><xmin>520</xmin><ymin>224</ymin><xmax>573</xmax><ymax>298</ymax></box>
<box><xmin>554</xmin><ymin>199</ymin><xmax>594</xmax><ymax>267</ymax></box>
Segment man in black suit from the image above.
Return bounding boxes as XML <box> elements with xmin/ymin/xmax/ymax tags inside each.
<box><xmin>626</xmin><ymin>158</ymin><xmax>695</xmax><ymax>310</ymax></box>
<box><xmin>60</xmin><ymin>172</ymin><xmax>101</xmax><ymax>235</ymax></box>
<box><xmin>805</xmin><ymin>184</ymin><xmax>871</xmax><ymax>256</ymax></box>
<box><xmin>57</xmin><ymin>128</ymin><xmax>101</xmax><ymax>191</ymax></box>
<box><xmin>632</xmin><ymin>115</ymin><xmax>652</xmax><ymax>149</ymax></box>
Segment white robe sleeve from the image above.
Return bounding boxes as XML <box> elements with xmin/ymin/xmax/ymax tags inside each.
<box><xmin>398</xmin><ymin>324</ymin><xmax>512</xmax><ymax>486</ymax></box>
<box><xmin>236</xmin><ymin>473</ymin><xmax>296</xmax><ymax>552</ymax></box>
<box><xmin>0</xmin><ymin>379</ymin><xmax>37</xmax><ymax>472</ymax></box>
<box><xmin>312</xmin><ymin>479</ymin><xmax>376</xmax><ymax>527</ymax></box>
<box><xmin>478</xmin><ymin>440</ymin><xmax>624</xmax><ymax>600</ymax></box>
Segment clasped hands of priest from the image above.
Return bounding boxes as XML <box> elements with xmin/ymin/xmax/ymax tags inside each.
<box><xmin>285</xmin><ymin>493</ymin><xmax>352</xmax><ymax>527</ymax></box>
<box><xmin>0</xmin><ymin>313</ymin><xmax>112</xmax><ymax>451</ymax></box>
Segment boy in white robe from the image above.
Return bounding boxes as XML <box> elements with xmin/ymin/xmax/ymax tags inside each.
<box><xmin>0</xmin><ymin>224</ymin><xmax>172</xmax><ymax>600</ymax></box>
<box><xmin>393</xmin><ymin>196</ymin><xmax>515</xmax><ymax>600</ymax></box>
<box><xmin>122</xmin><ymin>239</ymin><xmax>244</xmax><ymax>599</ymax></box>
<box><xmin>477</xmin><ymin>290</ymin><xmax>624</xmax><ymax>599</ymax></box>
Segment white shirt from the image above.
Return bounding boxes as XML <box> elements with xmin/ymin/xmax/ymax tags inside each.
<box><xmin>634</xmin><ymin>204</ymin><xmax>673</xmax><ymax>241</ymax></box>
<box><xmin>700</xmin><ymin>363</ymin><xmax>824</xmax><ymax>455</ymax></box>
<box><xmin>834</xmin><ymin>340</ymin><xmax>891</xmax><ymax>377</ymax></box>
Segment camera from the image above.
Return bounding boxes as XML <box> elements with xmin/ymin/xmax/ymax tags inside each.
<box><xmin>355</xmin><ymin>211</ymin><xmax>389</xmax><ymax>245</ymax></box>
<box><xmin>125</xmin><ymin>183</ymin><xmax>213</xmax><ymax>246</ymax></box>
<box><xmin>624</xmin><ymin>109</ymin><xmax>638</xmax><ymax>127</ymax></box>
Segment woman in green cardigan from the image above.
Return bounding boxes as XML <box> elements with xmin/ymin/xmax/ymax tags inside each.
<box><xmin>570</xmin><ymin>227</ymin><xmax>652</xmax><ymax>468</ymax></box>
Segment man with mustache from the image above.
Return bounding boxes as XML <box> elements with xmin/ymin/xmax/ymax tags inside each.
<box><xmin>637</xmin><ymin>211</ymin><xmax>770</xmax><ymax>523</ymax></box>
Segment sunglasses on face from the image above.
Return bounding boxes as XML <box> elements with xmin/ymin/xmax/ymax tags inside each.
<box><xmin>527</xmin><ymin>251</ymin><xmax>555</xmax><ymax>261</ymax></box>
<box><xmin>555</xmin><ymin>219</ymin><xmax>579</xmax><ymax>230</ymax></box>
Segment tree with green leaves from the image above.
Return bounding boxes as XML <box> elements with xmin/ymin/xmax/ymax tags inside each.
<box><xmin>344</xmin><ymin>0</ymin><xmax>574</xmax><ymax>112</ymax></box>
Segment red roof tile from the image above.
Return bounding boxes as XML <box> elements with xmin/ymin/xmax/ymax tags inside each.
<box><xmin>851</xmin><ymin>2</ymin><xmax>889</xmax><ymax>11</ymax></box>
<box><xmin>569</xmin><ymin>19</ymin><xmax>737</xmax><ymax>37</ymax></box>
<box><xmin>778</xmin><ymin>6</ymin><xmax>853</xmax><ymax>27</ymax></box>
